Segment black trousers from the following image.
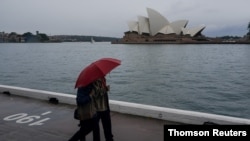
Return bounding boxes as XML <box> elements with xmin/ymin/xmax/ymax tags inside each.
<box><xmin>69</xmin><ymin>116</ymin><xmax>100</xmax><ymax>141</ymax></box>
<box><xmin>93</xmin><ymin>110</ymin><xmax>114</xmax><ymax>141</ymax></box>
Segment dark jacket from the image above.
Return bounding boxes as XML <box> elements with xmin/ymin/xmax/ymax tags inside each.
<box><xmin>76</xmin><ymin>84</ymin><xmax>96</xmax><ymax>120</ymax></box>
<box><xmin>76</xmin><ymin>84</ymin><xmax>92</xmax><ymax>106</ymax></box>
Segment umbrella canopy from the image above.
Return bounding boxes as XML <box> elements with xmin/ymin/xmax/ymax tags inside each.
<box><xmin>75</xmin><ymin>58</ymin><xmax>121</xmax><ymax>88</ymax></box>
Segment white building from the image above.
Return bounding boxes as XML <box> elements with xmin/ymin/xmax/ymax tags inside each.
<box><xmin>127</xmin><ymin>8</ymin><xmax>205</xmax><ymax>37</ymax></box>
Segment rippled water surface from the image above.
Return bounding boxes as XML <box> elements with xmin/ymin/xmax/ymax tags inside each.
<box><xmin>0</xmin><ymin>42</ymin><xmax>250</xmax><ymax>118</ymax></box>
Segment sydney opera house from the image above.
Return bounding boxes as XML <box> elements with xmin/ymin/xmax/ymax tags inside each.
<box><xmin>112</xmin><ymin>8</ymin><xmax>219</xmax><ymax>44</ymax></box>
<box><xmin>130</xmin><ymin>8</ymin><xmax>205</xmax><ymax>37</ymax></box>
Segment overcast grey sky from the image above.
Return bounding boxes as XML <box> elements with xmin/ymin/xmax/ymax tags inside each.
<box><xmin>1</xmin><ymin>0</ymin><xmax>249</xmax><ymax>37</ymax></box>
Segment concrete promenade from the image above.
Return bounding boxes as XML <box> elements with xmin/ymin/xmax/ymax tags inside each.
<box><xmin>0</xmin><ymin>91</ymin><xmax>179</xmax><ymax>141</ymax></box>
<box><xmin>1</xmin><ymin>85</ymin><xmax>250</xmax><ymax>141</ymax></box>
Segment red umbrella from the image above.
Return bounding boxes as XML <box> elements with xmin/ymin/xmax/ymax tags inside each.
<box><xmin>75</xmin><ymin>58</ymin><xmax>121</xmax><ymax>88</ymax></box>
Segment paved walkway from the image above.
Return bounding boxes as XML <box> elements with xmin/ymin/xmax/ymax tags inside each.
<box><xmin>0</xmin><ymin>93</ymin><xmax>180</xmax><ymax>141</ymax></box>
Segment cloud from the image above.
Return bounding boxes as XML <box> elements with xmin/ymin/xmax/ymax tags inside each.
<box><xmin>1</xmin><ymin>0</ymin><xmax>249</xmax><ymax>37</ymax></box>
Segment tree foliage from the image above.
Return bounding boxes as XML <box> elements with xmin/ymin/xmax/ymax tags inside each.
<box><xmin>22</xmin><ymin>32</ymin><xmax>33</xmax><ymax>37</ymax></box>
<box><xmin>247</xmin><ymin>22</ymin><xmax>250</xmax><ymax>35</ymax></box>
<box><xmin>39</xmin><ymin>33</ymin><xmax>49</xmax><ymax>42</ymax></box>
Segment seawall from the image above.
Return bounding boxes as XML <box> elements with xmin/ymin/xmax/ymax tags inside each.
<box><xmin>1</xmin><ymin>84</ymin><xmax>250</xmax><ymax>125</ymax></box>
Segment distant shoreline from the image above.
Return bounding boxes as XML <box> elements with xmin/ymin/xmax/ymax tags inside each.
<box><xmin>112</xmin><ymin>40</ymin><xmax>250</xmax><ymax>44</ymax></box>
<box><xmin>111</xmin><ymin>32</ymin><xmax>250</xmax><ymax>44</ymax></box>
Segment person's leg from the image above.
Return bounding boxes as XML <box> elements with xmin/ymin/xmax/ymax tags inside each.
<box><xmin>80</xmin><ymin>135</ymin><xmax>86</xmax><ymax>141</ymax></box>
<box><xmin>69</xmin><ymin>121</ymin><xmax>87</xmax><ymax>141</ymax></box>
<box><xmin>92</xmin><ymin>115</ymin><xmax>101</xmax><ymax>141</ymax></box>
<box><xmin>68</xmin><ymin>129</ymin><xmax>83</xmax><ymax>141</ymax></box>
<box><xmin>101</xmin><ymin>110</ymin><xmax>114</xmax><ymax>141</ymax></box>
<box><xmin>69</xmin><ymin>119</ymin><xmax>94</xmax><ymax>141</ymax></box>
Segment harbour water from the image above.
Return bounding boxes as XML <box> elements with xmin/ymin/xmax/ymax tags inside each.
<box><xmin>0</xmin><ymin>42</ymin><xmax>250</xmax><ymax>119</ymax></box>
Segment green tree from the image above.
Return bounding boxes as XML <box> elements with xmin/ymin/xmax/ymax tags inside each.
<box><xmin>8</xmin><ymin>32</ymin><xmax>18</xmax><ymax>42</ymax></box>
<box><xmin>39</xmin><ymin>33</ymin><xmax>49</xmax><ymax>42</ymax></box>
<box><xmin>22</xmin><ymin>32</ymin><xmax>33</xmax><ymax>37</ymax></box>
<box><xmin>248</xmin><ymin>22</ymin><xmax>250</xmax><ymax>35</ymax></box>
<box><xmin>9</xmin><ymin>32</ymin><xmax>17</xmax><ymax>37</ymax></box>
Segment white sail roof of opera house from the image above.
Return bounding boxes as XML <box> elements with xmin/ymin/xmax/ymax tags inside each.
<box><xmin>158</xmin><ymin>25</ymin><xmax>175</xmax><ymax>34</ymax></box>
<box><xmin>127</xmin><ymin>8</ymin><xmax>206</xmax><ymax>37</ymax></box>
<box><xmin>137</xmin><ymin>16</ymin><xmax>150</xmax><ymax>34</ymax></box>
<box><xmin>170</xmin><ymin>20</ymin><xmax>189</xmax><ymax>35</ymax></box>
<box><xmin>146</xmin><ymin>8</ymin><xmax>170</xmax><ymax>36</ymax></box>
<box><xmin>182</xmin><ymin>25</ymin><xmax>206</xmax><ymax>37</ymax></box>
<box><xmin>127</xmin><ymin>21</ymin><xmax>139</xmax><ymax>33</ymax></box>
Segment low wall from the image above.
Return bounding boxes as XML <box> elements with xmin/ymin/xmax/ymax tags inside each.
<box><xmin>1</xmin><ymin>84</ymin><xmax>250</xmax><ymax>125</ymax></box>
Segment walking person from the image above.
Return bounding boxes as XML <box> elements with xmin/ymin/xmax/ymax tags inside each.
<box><xmin>92</xmin><ymin>76</ymin><xmax>114</xmax><ymax>141</ymax></box>
<box><xmin>69</xmin><ymin>83</ymin><xmax>100</xmax><ymax>141</ymax></box>
<box><xmin>73</xmin><ymin>57</ymin><xmax>121</xmax><ymax>141</ymax></box>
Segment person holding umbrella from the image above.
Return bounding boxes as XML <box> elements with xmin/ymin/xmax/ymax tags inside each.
<box><xmin>74</xmin><ymin>57</ymin><xmax>121</xmax><ymax>141</ymax></box>
<box><xmin>92</xmin><ymin>76</ymin><xmax>114</xmax><ymax>141</ymax></box>
<box><xmin>68</xmin><ymin>83</ymin><xmax>100</xmax><ymax>141</ymax></box>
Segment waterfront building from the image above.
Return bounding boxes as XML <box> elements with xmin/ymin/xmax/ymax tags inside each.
<box><xmin>113</xmin><ymin>8</ymin><xmax>212</xmax><ymax>44</ymax></box>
